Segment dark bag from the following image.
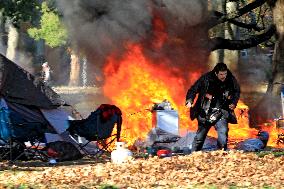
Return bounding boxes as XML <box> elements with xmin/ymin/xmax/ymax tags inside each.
<box><xmin>46</xmin><ymin>141</ymin><xmax>83</xmax><ymax>162</ymax></box>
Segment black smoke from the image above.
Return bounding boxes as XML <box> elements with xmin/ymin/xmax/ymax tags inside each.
<box><xmin>55</xmin><ymin>0</ymin><xmax>210</xmax><ymax>85</ymax></box>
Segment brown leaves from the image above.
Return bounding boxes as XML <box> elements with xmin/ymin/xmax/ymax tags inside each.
<box><xmin>0</xmin><ymin>150</ymin><xmax>284</xmax><ymax>188</ymax></box>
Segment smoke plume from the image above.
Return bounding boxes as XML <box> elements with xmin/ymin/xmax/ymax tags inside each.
<box><xmin>55</xmin><ymin>0</ymin><xmax>210</xmax><ymax>84</ymax></box>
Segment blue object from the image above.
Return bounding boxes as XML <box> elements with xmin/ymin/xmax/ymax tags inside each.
<box><xmin>0</xmin><ymin>107</ymin><xmax>11</xmax><ymax>141</ymax></box>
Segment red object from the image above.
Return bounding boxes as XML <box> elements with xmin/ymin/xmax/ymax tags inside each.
<box><xmin>157</xmin><ymin>149</ymin><xmax>171</xmax><ymax>158</ymax></box>
<box><xmin>47</xmin><ymin>148</ymin><xmax>59</xmax><ymax>158</ymax></box>
<box><xmin>98</xmin><ymin>104</ymin><xmax>122</xmax><ymax>122</ymax></box>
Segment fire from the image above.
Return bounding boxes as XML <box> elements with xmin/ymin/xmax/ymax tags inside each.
<box><xmin>102</xmin><ymin>13</ymin><xmax>283</xmax><ymax>149</ymax></box>
<box><xmin>259</xmin><ymin>121</ymin><xmax>284</xmax><ymax>147</ymax></box>
<box><xmin>102</xmin><ymin>42</ymin><xmax>284</xmax><ymax>148</ymax></box>
<box><xmin>151</xmin><ymin>11</ymin><xmax>168</xmax><ymax>49</ymax></box>
<box><xmin>103</xmin><ymin>43</ymin><xmax>188</xmax><ymax>145</ymax></box>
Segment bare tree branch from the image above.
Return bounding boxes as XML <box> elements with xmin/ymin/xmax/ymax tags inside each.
<box><xmin>209</xmin><ymin>24</ymin><xmax>276</xmax><ymax>51</ymax></box>
<box><xmin>208</xmin><ymin>0</ymin><xmax>268</xmax><ymax>28</ymax></box>
<box><xmin>228</xmin><ymin>19</ymin><xmax>265</xmax><ymax>31</ymax></box>
<box><xmin>213</xmin><ymin>10</ymin><xmax>265</xmax><ymax>31</ymax></box>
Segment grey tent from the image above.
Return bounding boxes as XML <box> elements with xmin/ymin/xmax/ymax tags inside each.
<box><xmin>0</xmin><ymin>54</ymin><xmax>81</xmax><ymax>150</ymax></box>
<box><xmin>0</xmin><ymin>54</ymin><xmax>64</xmax><ymax>108</ymax></box>
<box><xmin>0</xmin><ymin>54</ymin><xmax>122</xmax><ymax>160</ymax></box>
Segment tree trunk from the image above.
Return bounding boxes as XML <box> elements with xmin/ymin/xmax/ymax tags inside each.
<box><xmin>270</xmin><ymin>0</ymin><xmax>284</xmax><ymax>95</ymax></box>
<box><xmin>209</xmin><ymin>0</ymin><xmax>225</xmax><ymax>66</ymax></box>
<box><xmin>81</xmin><ymin>57</ymin><xmax>88</xmax><ymax>87</ymax></box>
<box><xmin>68</xmin><ymin>49</ymin><xmax>80</xmax><ymax>86</ymax></box>
<box><xmin>264</xmin><ymin>0</ymin><xmax>284</xmax><ymax>111</ymax></box>
<box><xmin>250</xmin><ymin>0</ymin><xmax>284</xmax><ymax>124</ymax></box>
<box><xmin>224</xmin><ymin>1</ymin><xmax>239</xmax><ymax>72</ymax></box>
<box><xmin>0</xmin><ymin>13</ymin><xmax>6</xmax><ymax>55</ymax></box>
<box><xmin>268</xmin><ymin>35</ymin><xmax>284</xmax><ymax>95</ymax></box>
<box><xmin>217</xmin><ymin>0</ymin><xmax>226</xmax><ymax>63</ymax></box>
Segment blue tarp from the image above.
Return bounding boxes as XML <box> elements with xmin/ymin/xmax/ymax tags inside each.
<box><xmin>0</xmin><ymin>107</ymin><xmax>11</xmax><ymax>142</ymax></box>
<box><xmin>0</xmin><ymin>99</ymin><xmax>10</xmax><ymax>142</ymax></box>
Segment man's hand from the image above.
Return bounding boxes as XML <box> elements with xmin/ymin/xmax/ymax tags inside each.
<box><xmin>186</xmin><ymin>101</ymin><xmax>192</xmax><ymax>108</ymax></box>
<box><xmin>229</xmin><ymin>104</ymin><xmax>236</xmax><ymax>110</ymax></box>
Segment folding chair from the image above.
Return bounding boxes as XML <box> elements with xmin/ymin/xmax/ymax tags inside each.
<box><xmin>67</xmin><ymin>104</ymin><xmax>122</xmax><ymax>157</ymax></box>
<box><xmin>0</xmin><ymin>107</ymin><xmax>49</xmax><ymax>162</ymax></box>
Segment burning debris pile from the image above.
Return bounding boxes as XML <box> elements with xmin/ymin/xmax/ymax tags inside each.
<box><xmin>127</xmin><ymin>98</ymin><xmax>284</xmax><ymax>154</ymax></box>
<box><xmin>133</xmin><ymin>127</ymin><xmax>272</xmax><ymax>156</ymax></box>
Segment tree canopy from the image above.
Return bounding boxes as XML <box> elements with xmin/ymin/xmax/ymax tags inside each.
<box><xmin>0</xmin><ymin>0</ymin><xmax>39</xmax><ymax>26</ymax></box>
<box><xmin>27</xmin><ymin>2</ymin><xmax>67</xmax><ymax>48</ymax></box>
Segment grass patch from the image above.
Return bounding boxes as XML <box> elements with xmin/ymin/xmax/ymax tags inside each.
<box><xmin>98</xmin><ymin>184</ymin><xmax>119</xmax><ymax>189</ymax></box>
<box><xmin>256</xmin><ymin>151</ymin><xmax>284</xmax><ymax>157</ymax></box>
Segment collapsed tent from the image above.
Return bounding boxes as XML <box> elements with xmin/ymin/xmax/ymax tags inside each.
<box><xmin>0</xmin><ymin>54</ymin><xmax>121</xmax><ymax>160</ymax></box>
<box><xmin>0</xmin><ymin>54</ymin><xmax>64</xmax><ymax>108</ymax></box>
<box><xmin>0</xmin><ymin>54</ymin><xmax>70</xmax><ymax>142</ymax></box>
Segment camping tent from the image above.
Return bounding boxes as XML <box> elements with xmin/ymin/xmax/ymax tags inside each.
<box><xmin>0</xmin><ymin>54</ymin><xmax>64</xmax><ymax>109</ymax></box>
<box><xmin>0</xmin><ymin>53</ymin><xmax>80</xmax><ymax>149</ymax></box>
<box><xmin>0</xmin><ymin>54</ymin><xmax>122</xmax><ymax>160</ymax></box>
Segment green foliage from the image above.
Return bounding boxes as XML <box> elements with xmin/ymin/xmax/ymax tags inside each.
<box><xmin>98</xmin><ymin>184</ymin><xmax>119</xmax><ymax>189</ymax></box>
<box><xmin>27</xmin><ymin>2</ymin><xmax>67</xmax><ymax>48</ymax></box>
<box><xmin>5</xmin><ymin>183</ymin><xmax>30</xmax><ymax>189</ymax></box>
<box><xmin>206</xmin><ymin>186</ymin><xmax>218</xmax><ymax>189</ymax></box>
<box><xmin>0</xmin><ymin>0</ymin><xmax>40</xmax><ymax>27</ymax></box>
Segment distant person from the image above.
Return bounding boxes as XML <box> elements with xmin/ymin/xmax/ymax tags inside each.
<box><xmin>185</xmin><ymin>62</ymin><xmax>240</xmax><ymax>151</ymax></box>
<box><xmin>41</xmin><ymin>62</ymin><xmax>51</xmax><ymax>85</ymax></box>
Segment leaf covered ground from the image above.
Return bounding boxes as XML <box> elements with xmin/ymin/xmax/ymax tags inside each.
<box><xmin>0</xmin><ymin>150</ymin><xmax>283</xmax><ymax>189</ymax></box>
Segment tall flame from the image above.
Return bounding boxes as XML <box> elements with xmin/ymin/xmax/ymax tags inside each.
<box><xmin>103</xmin><ymin>43</ymin><xmax>189</xmax><ymax>145</ymax></box>
<box><xmin>102</xmin><ymin>43</ymin><xmax>284</xmax><ymax>148</ymax></box>
<box><xmin>102</xmin><ymin>14</ymin><xmax>283</xmax><ymax>148</ymax></box>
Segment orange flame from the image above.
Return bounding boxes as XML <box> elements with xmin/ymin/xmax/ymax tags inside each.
<box><xmin>103</xmin><ymin>43</ymin><xmax>187</xmax><ymax>145</ymax></box>
<box><xmin>102</xmin><ymin>42</ymin><xmax>283</xmax><ymax>148</ymax></box>
<box><xmin>102</xmin><ymin>14</ymin><xmax>283</xmax><ymax>148</ymax></box>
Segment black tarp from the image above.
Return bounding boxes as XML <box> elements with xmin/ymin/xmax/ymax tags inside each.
<box><xmin>0</xmin><ymin>54</ymin><xmax>64</xmax><ymax>109</ymax></box>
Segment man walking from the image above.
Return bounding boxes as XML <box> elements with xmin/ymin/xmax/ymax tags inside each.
<box><xmin>185</xmin><ymin>62</ymin><xmax>240</xmax><ymax>151</ymax></box>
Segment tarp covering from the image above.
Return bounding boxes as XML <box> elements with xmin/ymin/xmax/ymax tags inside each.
<box><xmin>145</xmin><ymin>128</ymin><xmax>218</xmax><ymax>151</ymax></box>
<box><xmin>0</xmin><ymin>54</ymin><xmax>64</xmax><ymax>109</ymax></box>
<box><xmin>41</xmin><ymin>107</ymin><xmax>71</xmax><ymax>134</ymax></box>
<box><xmin>0</xmin><ymin>99</ymin><xmax>11</xmax><ymax>141</ymax></box>
<box><xmin>235</xmin><ymin>131</ymin><xmax>269</xmax><ymax>152</ymax></box>
<box><xmin>0</xmin><ymin>98</ymin><xmax>50</xmax><ymax>142</ymax></box>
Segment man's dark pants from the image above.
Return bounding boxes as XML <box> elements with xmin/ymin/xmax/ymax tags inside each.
<box><xmin>191</xmin><ymin>118</ymin><xmax>229</xmax><ymax>151</ymax></box>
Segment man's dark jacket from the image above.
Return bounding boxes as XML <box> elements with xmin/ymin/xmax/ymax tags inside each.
<box><xmin>186</xmin><ymin>70</ymin><xmax>240</xmax><ymax>124</ymax></box>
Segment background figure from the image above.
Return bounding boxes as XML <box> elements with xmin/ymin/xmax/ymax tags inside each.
<box><xmin>41</xmin><ymin>62</ymin><xmax>51</xmax><ymax>85</ymax></box>
<box><xmin>185</xmin><ymin>62</ymin><xmax>240</xmax><ymax>152</ymax></box>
